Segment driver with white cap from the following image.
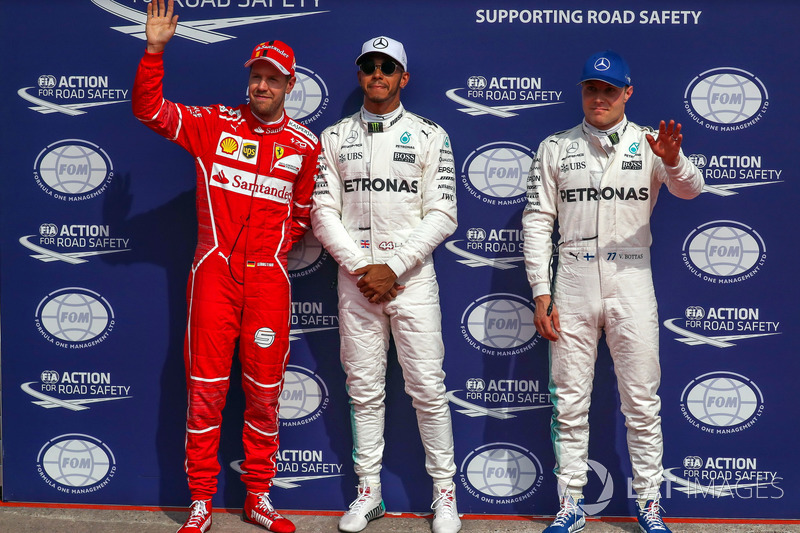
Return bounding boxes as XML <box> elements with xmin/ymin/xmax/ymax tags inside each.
<box><xmin>312</xmin><ymin>35</ymin><xmax>461</xmax><ymax>533</ymax></box>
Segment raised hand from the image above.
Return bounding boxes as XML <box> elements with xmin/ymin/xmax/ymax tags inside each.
<box><xmin>645</xmin><ymin>119</ymin><xmax>682</xmax><ymax>167</ymax></box>
<box><xmin>146</xmin><ymin>0</ymin><xmax>179</xmax><ymax>54</ymax></box>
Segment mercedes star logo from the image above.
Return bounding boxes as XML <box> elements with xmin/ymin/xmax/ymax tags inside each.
<box><xmin>373</xmin><ymin>37</ymin><xmax>389</xmax><ymax>49</ymax></box>
<box><xmin>594</xmin><ymin>57</ymin><xmax>611</xmax><ymax>71</ymax></box>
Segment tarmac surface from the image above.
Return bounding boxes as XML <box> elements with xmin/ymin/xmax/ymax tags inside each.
<box><xmin>0</xmin><ymin>504</ymin><xmax>799</xmax><ymax>533</ymax></box>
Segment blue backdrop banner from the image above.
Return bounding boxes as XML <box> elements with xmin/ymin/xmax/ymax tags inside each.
<box><xmin>1</xmin><ymin>0</ymin><xmax>798</xmax><ymax>520</ymax></box>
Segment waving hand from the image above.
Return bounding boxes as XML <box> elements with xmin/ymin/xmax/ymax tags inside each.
<box><xmin>645</xmin><ymin>120</ymin><xmax>683</xmax><ymax>167</ymax></box>
<box><xmin>146</xmin><ymin>0</ymin><xmax>179</xmax><ymax>54</ymax></box>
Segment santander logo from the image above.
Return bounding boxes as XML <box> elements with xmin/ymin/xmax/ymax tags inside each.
<box><xmin>212</xmin><ymin>168</ymin><xmax>230</xmax><ymax>184</ymax></box>
<box><xmin>209</xmin><ymin>163</ymin><xmax>293</xmax><ymax>204</ymax></box>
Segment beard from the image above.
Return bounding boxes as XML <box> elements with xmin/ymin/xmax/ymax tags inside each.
<box><xmin>249</xmin><ymin>92</ymin><xmax>285</xmax><ymax>122</ymax></box>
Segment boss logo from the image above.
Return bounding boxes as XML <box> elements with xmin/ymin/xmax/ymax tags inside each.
<box><xmin>393</xmin><ymin>152</ymin><xmax>416</xmax><ymax>164</ymax></box>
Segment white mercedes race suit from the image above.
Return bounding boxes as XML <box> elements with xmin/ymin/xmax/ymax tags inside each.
<box><xmin>522</xmin><ymin>117</ymin><xmax>704</xmax><ymax>496</ymax></box>
<box><xmin>311</xmin><ymin>104</ymin><xmax>458</xmax><ymax>483</ymax></box>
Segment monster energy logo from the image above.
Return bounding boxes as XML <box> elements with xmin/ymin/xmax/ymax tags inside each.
<box><xmin>367</xmin><ymin>122</ymin><xmax>384</xmax><ymax>133</ymax></box>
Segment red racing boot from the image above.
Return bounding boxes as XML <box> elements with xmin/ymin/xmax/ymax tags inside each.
<box><xmin>177</xmin><ymin>499</ymin><xmax>212</xmax><ymax>533</ymax></box>
<box><xmin>243</xmin><ymin>491</ymin><xmax>296</xmax><ymax>533</ymax></box>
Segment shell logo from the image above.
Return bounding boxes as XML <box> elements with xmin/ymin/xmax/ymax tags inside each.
<box><xmin>220</xmin><ymin>137</ymin><xmax>239</xmax><ymax>155</ymax></box>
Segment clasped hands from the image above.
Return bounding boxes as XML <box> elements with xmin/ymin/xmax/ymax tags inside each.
<box><xmin>352</xmin><ymin>264</ymin><xmax>405</xmax><ymax>304</ymax></box>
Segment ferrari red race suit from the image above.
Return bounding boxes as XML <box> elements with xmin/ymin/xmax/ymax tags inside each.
<box><xmin>133</xmin><ymin>51</ymin><xmax>320</xmax><ymax>500</ymax></box>
<box><xmin>522</xmin><ymin>117</ymin><xmax>703</xmax><ymax>497</ymax></box>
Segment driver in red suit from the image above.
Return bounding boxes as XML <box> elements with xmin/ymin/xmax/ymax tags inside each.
<box><xmin>132</xmin><ymin>2</ymin><xmax>319</xmax><ymax>532</ymax></box>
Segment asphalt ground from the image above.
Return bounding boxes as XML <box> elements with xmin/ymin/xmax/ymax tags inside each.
<box><xmin>0</xmin><ymin>504</ymin><xmax>798</xmax><ymax>533</ymax></box>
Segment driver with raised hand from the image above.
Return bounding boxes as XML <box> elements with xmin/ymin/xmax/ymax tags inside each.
<box><xmin>522</xmin><ymin>50</ymin><xmax>704</xmax><ymax>533</ymax></box>
<box><xmin>132</xmin><ymin>1</ymin><xmax>320</xmax><ymax>532</ymax></box>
